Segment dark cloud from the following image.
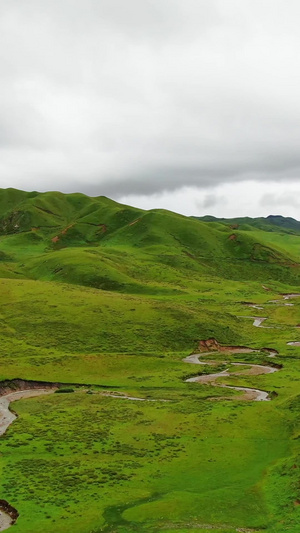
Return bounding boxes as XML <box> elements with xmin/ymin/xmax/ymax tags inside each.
<box><xmin>1</xmin><ymin>0</ymin><xmax>300</xmax><ymax>212</ymax></box>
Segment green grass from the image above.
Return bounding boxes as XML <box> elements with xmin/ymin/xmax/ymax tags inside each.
<box><xmin>1</xmin><ymin>389</ymin><xmax>295</xmax><ymax>533</ymax></box>
<box><xmin>0</xmin><ymin>189</ymin><xmax>299</xmax><ymax>532</ymax></box>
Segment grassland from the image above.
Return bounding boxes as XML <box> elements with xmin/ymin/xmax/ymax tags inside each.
<box><xmin>0</xmin><ymin>189</ymin><xmax>299</xmax><ymax>532</ymax></box>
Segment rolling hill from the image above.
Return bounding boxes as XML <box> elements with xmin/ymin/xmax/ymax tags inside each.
<box><xmin>0</xmin><ymin>188</ymin><xmax>299</xmax><ymax>533</ymax></box>
<box><xmin>0</xmin><ymin>188</ymin><xmax>300</xmax><ymax>292</ymax></box>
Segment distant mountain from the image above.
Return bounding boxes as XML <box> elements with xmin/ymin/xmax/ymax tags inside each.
<box><xmin>195</xmin><ymin>214</ymin><xmax>300</xmax><ymax>234</ymax></box>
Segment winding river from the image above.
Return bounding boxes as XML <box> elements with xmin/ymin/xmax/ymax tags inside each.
<box><xmin>183</xmin><ymin>352</ymin><xmax>278</xmax><ymax>401</ymax></box>
<box><xmin>183</xmin><ymin>293</ymin><xmax>300</xmax><ymax>401</ymax></box>
<box><xmin>0</xmin><ymin>293</ymin><xmax>299</xmax><ymax>529</ymax></box>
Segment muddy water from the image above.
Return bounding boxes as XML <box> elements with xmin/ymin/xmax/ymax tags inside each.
<box><xmin>252</xmin><ymin>317</ymin><xmax>268</xmax><ymax>327</ymax></box>
<box><xmin>0</xmin><ymin>512</ymin><xmax>12</xmax><ymax>533</ymax></box>
<box><xmin>186</xmin><ymin>371</ymin><xmax>271</xmax><ymax>401</ymax></box>
<box><xmin>0</xmin><ymin>389</ymin><xmax>56</xmax><ymax>438</ymax></box>
<box><xmin>287</xmin><ymin>341</ymin><xmax>300</xmax><ymax>346</ymax></box>
<box><xmin>0</xmin><ymin>389</ymin><xmax>57</xmax><ymax>531</ymax></box>
<box><xmin>238</xmin><ymin>316</ymin><xmax>269</xmax><ymax>328</ymax></box>
<box><xmin>184</xmin><ymin>351</ymin><xmax>278</xmax><ymax>401</ymax></box>
<box><xmin>183</xmin><ymin>353</ymin><xmax>218</xmax><ymax>365</ymax></box>
<box><xmin>268</xmin><ymin>293</ymin><xmax>300</xmax><ymax>306</ymax></box>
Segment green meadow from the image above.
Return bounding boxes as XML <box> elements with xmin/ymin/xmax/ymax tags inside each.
<box><xmin>0</xmin><ymin>188</ymin><xmax>299</xmax><ymax>532</ymax></box>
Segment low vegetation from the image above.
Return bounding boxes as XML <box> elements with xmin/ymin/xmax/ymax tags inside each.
<box><xmin>0</xmin><ymin>188</ymin><xmax>299</xmax><ymax>532</ymax></box>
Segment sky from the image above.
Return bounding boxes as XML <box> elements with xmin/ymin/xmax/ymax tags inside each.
<box><xmin>1</xmin><ymin>0</ymin><xmax>300</xmax><ymax>218</ymax></box>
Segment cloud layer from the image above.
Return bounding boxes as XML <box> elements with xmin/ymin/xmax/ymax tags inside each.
<box><xmin>1</xmin><ymin>1</ymin><xmax>300</xmax><ymax>215</ymax></box>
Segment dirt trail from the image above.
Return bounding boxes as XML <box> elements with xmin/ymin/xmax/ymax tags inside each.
<box><xmin>0</xmin><ymin>388</ymin><xmax>57</xmax><ymax>531</ymax></box>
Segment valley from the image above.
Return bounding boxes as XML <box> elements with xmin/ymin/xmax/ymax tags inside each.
<box><xmin>0</xmin><ymin>189</ymin><xmax>299</xmax><ymax>532</ymax></box>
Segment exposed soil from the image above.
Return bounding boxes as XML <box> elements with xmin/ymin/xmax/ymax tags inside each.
<box><xmin>0</xmin><ymin>379</ymin><xmax>60</xmax><ymax>397</ymax></box>
<box><xmin>197</xmin><ymin>338</ymin><xmax>255</xmax><ymax>354</ymax></box>
<box><xmin>262</xmin><ymin>347</ymin><xmax>279</xmax><ymax>358</ymax></box>
<box><xmin>61</xmin><ymin>224</ymin><xmax>74</xmax><ymax>235</ymax></box>
<box><xmin>97</xmin><ymin>224</ymin><xmax>107</xmax><ymax>234</ymax></box>
<box><xmin>0</xmin><ymin>500</ymin><xmax>18</xmax><ymax>532</ymax></box>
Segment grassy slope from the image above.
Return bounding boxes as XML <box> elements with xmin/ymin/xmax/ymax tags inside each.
<box><xmin>1</xmin><ymin>188</ymin><xmax>300</xmax><ymax>291</ymax></box>
<box><xmin>0</xmin><ymin>189</ymin><xmax>299</xmax><ymax>532</ymax></box>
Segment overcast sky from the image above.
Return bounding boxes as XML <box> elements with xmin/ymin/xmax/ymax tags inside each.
<box><xmin>1</xmin><ymin>0</ymin><xmax>300</xmax><ymax>218</ymax></box>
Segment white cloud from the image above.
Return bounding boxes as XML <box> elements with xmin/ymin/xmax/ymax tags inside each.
<box><xmin>118</xmin><ymin>181</ymin><xmax>300</xmax><ymax>218</ymax></box>
<box><xmin>1</xmin><ymin>1</ymin><xmax>300</xmax><ymax>216</ymax></box>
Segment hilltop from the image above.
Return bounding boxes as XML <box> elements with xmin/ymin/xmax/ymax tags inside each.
<box><xmin>0</xmin><ymin>188</ymin><xmax>299</xmax><ymax>292</ymax></box>
<box><xmin>197</xmin><ymin>213</ymin><xmax>300</xmax><ymax>234</ymax></box>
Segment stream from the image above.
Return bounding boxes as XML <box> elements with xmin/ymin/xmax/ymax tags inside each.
<box><xmin>0</xmin><ymin>293</ymin><xmax>299</xmax><ymax>529</ymax></box>
<box><xmin>183</xmin><ymin>353</ymin><xmax>278</xmax><ymax>401</ymax></box>
<box><xmin>238</xmin><ymin>316</ymin><xmax>269</xmax><ymax>327</ymax></box>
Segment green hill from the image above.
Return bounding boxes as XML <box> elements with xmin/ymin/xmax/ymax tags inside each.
<box><xmin>0</xmin><ymin>188</ymin><xmax>300</xmax><ymax>291</ymax></box>
<box><xmin>0</xmin><ymin>188</ymin><xmax>300</xmax><ymax>533</ymax></box>
<box><xmin>197</xmin><ymin>213</ymin><xmax>300</xmax><ymax>234</ymax></box>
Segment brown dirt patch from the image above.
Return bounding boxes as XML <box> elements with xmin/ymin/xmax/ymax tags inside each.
<box><xmin>0</xmin><ymin>501</ymin><xmax>18</xmax><ymax>522</ymax></box>
<box><xmin>197</xmin><ymin>338</ymin><xmax>254</xmax><ymax>354</ymax></box>
<box><xmin>129</xmin><ymin>218</ymin><xmax>141</xmax><ymax>226</ymax></box>
<box><xmin>97</xmin><ymin>224</ymin><xmax>107</xmax><ymax>234</ymax></box>
<box><xmin>61</xmin><ymin>224</ymin><xmax>74</xmax><ymax>235</ymax></box>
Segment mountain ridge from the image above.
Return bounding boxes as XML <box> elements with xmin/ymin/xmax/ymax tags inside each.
<box><xmin>0</xmin><ymin>187</ymin><xmax>299</xmax><ymax>291</ymax></box>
